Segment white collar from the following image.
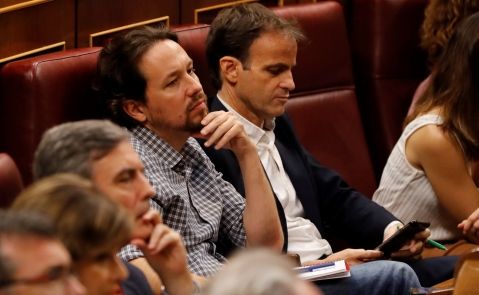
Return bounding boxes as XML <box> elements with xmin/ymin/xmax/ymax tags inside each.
<box><xmin>217</xmin><ymin>94</ymin><xmax>276</xmax><ymax>146</ymax></box>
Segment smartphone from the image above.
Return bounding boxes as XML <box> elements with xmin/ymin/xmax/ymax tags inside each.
<box><xmin>376</xmin><ymin>220</ymin><xmax>430</xmax><ymax>258</ymax></box>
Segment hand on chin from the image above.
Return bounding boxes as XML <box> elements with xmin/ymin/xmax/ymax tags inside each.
<box><xmin>131</xmin><ymin>219</ymin><xmax>155</xmax><ymax>244</ymax></box>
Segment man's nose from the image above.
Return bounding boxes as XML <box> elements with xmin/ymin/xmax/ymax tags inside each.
<box><xmin>138</xmin><ymin>173</ymin><xmax>155</xmax><ymax>200</ymax></box>
<box><xmin>280</xmin><ymin>71</ymin><xmax>295</xmax><ymax>91</ymax></box>
<box><xmin>186</xmin><ymin>72</ymin><xmax>204</xmax><ymax>98</ymax></box>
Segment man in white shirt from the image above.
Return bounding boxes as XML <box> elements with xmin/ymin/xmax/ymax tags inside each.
<box><xmin>201</xmin><ymin>3</ymin><xmax>456</xmax><ymax>293</ymax></box>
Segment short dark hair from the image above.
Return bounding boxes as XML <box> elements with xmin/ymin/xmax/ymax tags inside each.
<box><xmin>34</xmin><ymin>120</ymin><xmax>130</xmax><ymax>180</ymax></box>
<box><xmin>206</xmin><ymin>3</ymin><xmax>304</xmax><ymax>90</ymax></box>
<box><xmin>96</xmin><ymin>26</ymin><xmax>179</xmax><ymax>128</ymax></box>
<box><xmin>0</xmin><ymin>210</ymin><xmax>57</xmax><ymax>286</ymax></box>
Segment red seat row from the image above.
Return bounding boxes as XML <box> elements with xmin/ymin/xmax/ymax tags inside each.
<box><xmin>0</xmin><ymin>0</ymin><xmax>429</xmax><ymax>207</ymax></box>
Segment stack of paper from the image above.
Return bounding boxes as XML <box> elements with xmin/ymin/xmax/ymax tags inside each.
<box><xmin>294</xmin><ymin>260</ymin><xmax>350</xmax><ymax>281</ymax></box>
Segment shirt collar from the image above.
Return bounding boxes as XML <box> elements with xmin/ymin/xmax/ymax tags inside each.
<box><xmin>130</xmin><ymin>125</ymin><xmax>200</xmax><ymax>170</ymax></box>
<box><xmin>217</xmin><ymin>94</ymin><xmax>276</xmax><ymax>146</ymax></box>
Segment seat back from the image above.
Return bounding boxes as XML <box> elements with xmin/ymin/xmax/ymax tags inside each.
<box><xmin>273</xmin><ymin>1</ymin><xmax>376</xmax><ymax>196</ymax></box>
<box><xmin>0</xmin><ymin>26</ymin><xmax>215</xmax><ymax>186</ymax></box>
<box><xmin>0</xmin><ymin>153</ymin><xmax>23</xmax><ymax>208</ymax></box>
<box><xmin>349</xmin><ymin>0</ymin><xmax>429</xmax><ymax>178</ymax></box>
<box><xmin>453</xmin><ymin>247</ymin><xmax>479</xmax><ymax>294</ymax></box>
<box><xmin>0</xmin><ymin>47</ymin><xmax>103</xmax><ymax>184</ymax></box>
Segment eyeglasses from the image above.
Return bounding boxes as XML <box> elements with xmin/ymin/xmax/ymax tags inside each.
<box><xmin>0</xmin><ymin>264</ymin><xmax>74</xmax><ymax>288</ymax></box>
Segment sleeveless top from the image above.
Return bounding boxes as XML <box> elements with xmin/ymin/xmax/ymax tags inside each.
<box><xmin>373</xmin><ymin>114</ymin><xmax>460</xmax><ymax>241</ymax></box>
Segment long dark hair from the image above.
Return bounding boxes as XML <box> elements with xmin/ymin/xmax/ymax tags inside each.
<box><xmin>407</xmin><ymin>12</ymin><xmax>479</xmax><ymax>161</ymax></box>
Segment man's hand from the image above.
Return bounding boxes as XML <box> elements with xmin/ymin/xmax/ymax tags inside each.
<box><xmin>199</xmin><ymin>111</ymin><xmax>254</xmax><ymax>156</ymax></box>
<box><xmin>458</xmin><ymin>208</ymin><xmax>479</xmax><ymax>243</ymax></box>
<box><xmin>303</xmin><ymin>249</ymin><xmax>383</xmax><ymax>266</ymax></box>
<box><xmin>131</xmin><ymin>210</ymin><xmax>195</xmax><ymax>295</ymax></box>
<box><xmin>384</xmin><ymin>225</ymin><xmax>430</xmax><ymax>260</ymax></box>
<box><xmin>130</xmin><ymin>209</ymin><xmax>189</xmax><ymax>276</ymax></box>
<box><xmin>200</xmin><ymin>111</ymin><xmax>283</xmax><ymax>250</ymax></box>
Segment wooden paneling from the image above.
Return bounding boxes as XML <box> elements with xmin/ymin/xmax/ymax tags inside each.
<box><xmin>0</xmin><ymin>0</ymin><xmax>52</xmax><ymax>13</ymax></box>
<box><xmin>0</xmin><ymin>0</ymin><xmax>74</xmax><ymax>65</ymax></box>
<box><xmin>180</xmin><ymin>0</ymin><xmax>280</xmax><ymax>24</ymax></box>
<box><xmin>76</xmin><ymin>0</ymin><xmax>178</xmax><ymax>48</ymax></box>
<box><xmin>0</xmin><ymin>42</ymin><xmax>65</xmax><ymax>64</ymax></box>
<box><xmin>0</xmin><ymin>0</ymin><xmax>318</xmax><ymax>65</ymax></box>
<box><xmin>89</xmin><ymin>17</ymin><xmax>169</xmax><ymax>47</ymax></box>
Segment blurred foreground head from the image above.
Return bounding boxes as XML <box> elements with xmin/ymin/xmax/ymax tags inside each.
<box><xmin>202</xmin><ymin>248</ymin><xmax>323</xmax><ymax>295</ymax></box>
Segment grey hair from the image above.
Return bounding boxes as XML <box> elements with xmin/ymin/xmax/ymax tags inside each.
<box><xmin>203</xmin><ymin>249</ymin><xmax>299</xmax><ymax>295</ymax></box>
<box><xmin>33</xmin><ymin>119</ymin><xmax>130</xmax><ymax>180</ymax></box>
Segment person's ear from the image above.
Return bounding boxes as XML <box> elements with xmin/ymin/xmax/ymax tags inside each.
<box><xmin>219</xmin><ymin>56</ymin><xmax>241</xmax><ymax>84</ymax></box>
<box><xmin>123</xmin><ymin>99</ymin><xmax>148</xmax><ymax>123</ymax></box>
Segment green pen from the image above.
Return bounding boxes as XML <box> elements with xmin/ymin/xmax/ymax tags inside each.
<box><xmin>426</xmin><ymin>239</ymin><xmax>448</xmax><ymax>251</ymax></box>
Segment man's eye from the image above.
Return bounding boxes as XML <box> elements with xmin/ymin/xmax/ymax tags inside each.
<box><xmin>46</xmin><ymin>266</ymin><xmax>71</xmax><ymax>281</ymax></box>
<box><xmin>266</xmin><ymin>65</ymin><xmax>290</xmax><ymax>76</ymax></box>
<box><xmin>166</xmin><ymin>78</ymin><xmax>178</xmax><ymax>87</ymax></box>
<box><xmin>188</xmin><ymin>68</ymin><xmax>196</xmax><ymax>76</ymax></box>
<box><xmin>117</xmin><ymin>171</ymin><xmax>135</xmax><ymax>183</ymax></box>
<box><xmin>268</xmin><ymin>68</ymin><xmax>283</xmax><ymax>76</ymax></box>
<box><xmin>118</xmin><ymin>177</ymin><xmax>131</xmax><ymax>183</ymax></box>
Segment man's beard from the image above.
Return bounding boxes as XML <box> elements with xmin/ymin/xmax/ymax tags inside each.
<box><xmin>184</xmin><ymin>121</ymin><xmax>203</xmax><ymax>134</ymax></box>
<box><xmin>147</xmin><ymin>100</ymin><xmax>208</xmax><ymax>136</ymax></box>
<box><xmin>183</xmin><ymin>107</ymin><xmax>208</xmax><ymax>134</ymax></box>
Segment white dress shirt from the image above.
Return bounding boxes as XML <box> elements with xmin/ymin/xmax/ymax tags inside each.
<box><xmin>218</xmin><ymin>96</ymin><xmax>333</xmax><ymax>263</ymax></box>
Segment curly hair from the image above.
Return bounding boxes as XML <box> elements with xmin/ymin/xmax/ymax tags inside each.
<box><xmin>421</xmin><ymin>0</ymin><xmax>479</xmax><ymax>66</ymax></box>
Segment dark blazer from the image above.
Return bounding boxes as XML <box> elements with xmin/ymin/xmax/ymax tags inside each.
<box><xmin>201</xmin><ymin>96</ymin><xmax>398</xmax><ymax>250</ymax></box>
<box><xmin>122</xmin><ymin>262</ymin><xmax>154</xmax><ymax>295</ymax></box>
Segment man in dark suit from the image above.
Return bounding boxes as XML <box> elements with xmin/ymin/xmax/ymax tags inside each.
<box><xmin>201</xmin><ymin>3</ymin><xmax>456</xmax><ymax>293</ymax></box>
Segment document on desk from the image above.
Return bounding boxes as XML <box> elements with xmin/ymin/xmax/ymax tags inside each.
<box><xmin>294</xmin><ymin>260</ymin><xmax>351</xmax><ymax>281</ymax></box>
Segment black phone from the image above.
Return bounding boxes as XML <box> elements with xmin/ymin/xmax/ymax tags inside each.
<box><xmin>376</xmin><ymin>220</ymin><xmax>430</xmax><ymax>258</ymax></box>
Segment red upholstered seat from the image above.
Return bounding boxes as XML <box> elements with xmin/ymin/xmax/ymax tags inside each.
<box><xmin>175</xmin><ymin>2</ymin><xmax>377</xmax><ymax>196</ymax></box>
<box><xmin>349</xmin><ymin>0</ymin><xmax>429</xmax><ymax>178</ymax></box>
<box><xmin>0</xmin><ymin>153</ymin><xmax>23</xmax><ymax>207</ymax></box>
<box><xmin>273</xmin><ymin>1</ymin><xmax>377</xmax><ymax>196</ymax></box>
<box><xmin>0</xmin><ymin>47</ymin><xmax>103</xmax><ymax>184</ymax></box>
<box><xmin>0</xmin><ymin>27</ymin><xmax>213</xmax><ymax>186</ymax></box>
<box><xmin>0</xmin><ymin>1</ymin><xmax>432</xmax><ymax>195</ymax></box>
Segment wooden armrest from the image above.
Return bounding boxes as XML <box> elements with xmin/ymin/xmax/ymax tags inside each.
<box><xmin>410</xmin><ymin>279</ymin><xmax>454</xmax><ymax>295</ymax></box>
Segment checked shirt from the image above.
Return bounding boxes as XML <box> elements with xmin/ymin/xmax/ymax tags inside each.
<box><xmin>119</xmin><ymin>125</ymin><xmax>246</xmax><ymax>276</ymax></box>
